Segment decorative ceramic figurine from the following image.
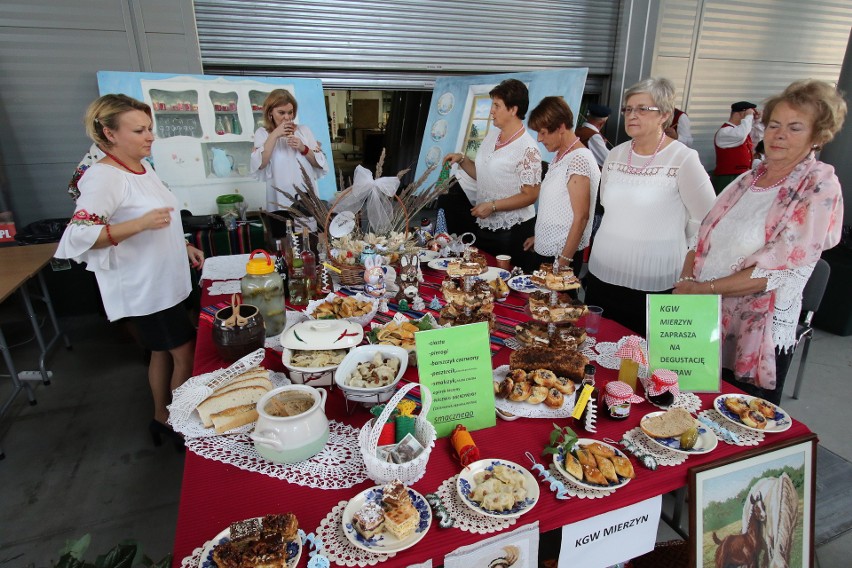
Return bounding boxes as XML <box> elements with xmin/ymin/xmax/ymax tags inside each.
<box><xmin>428</xmin><ymin>296</ymin><xmax>443</xmax><ymax>310</ymax></box>
<box><xmin>363</xmin><ymin>255</ymin><xmax>386</xmax><ymax>298</ymax></box>
<box><xmin>411</xmin><ymin>295</ymin><xmax>425</xmax><ymax>311</ymax></box>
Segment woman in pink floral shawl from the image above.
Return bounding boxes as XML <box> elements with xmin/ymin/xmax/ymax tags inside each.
<box><xmin>674</xmin><ymin>80</ymin><xmax>846</xmax><ymax>404</ymax></box>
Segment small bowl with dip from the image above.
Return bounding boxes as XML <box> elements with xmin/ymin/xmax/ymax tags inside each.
<box><xmin>250</xmin><ymin>384</ymin><xmax>329</xmax><ymax>464</ymax></box>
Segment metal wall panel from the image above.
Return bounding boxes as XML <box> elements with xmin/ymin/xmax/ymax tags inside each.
<box><xmin>651</xmin><ymin>0</ymin><xmax>852</xmax><ymax>169</ymax></box>
<box><xmin>194</xmin><ymin>0</ymin><xmax>619</xmax><ymax>90</ymax></box>
<box><xmin>0</xmin><ymin>0</ymin><xmax>126</xmax><ymax>30</ymax></box>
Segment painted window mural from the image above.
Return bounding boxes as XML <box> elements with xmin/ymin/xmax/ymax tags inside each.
<box><xmin>463</xmin><ymin>95</ymin><xmax>494</xmax><ymax>159</ymax></box>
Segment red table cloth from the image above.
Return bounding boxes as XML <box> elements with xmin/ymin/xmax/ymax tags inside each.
<box><xmin>173</xmin><ymin>263</ymin><xmax>812</xmax><ymax>567</ymax></box>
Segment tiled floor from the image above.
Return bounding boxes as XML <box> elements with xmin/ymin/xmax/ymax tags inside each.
<box><xmin>0</xmin><ymin>308</ymin><xmax>849</xmax><ymax>567</ymax></box>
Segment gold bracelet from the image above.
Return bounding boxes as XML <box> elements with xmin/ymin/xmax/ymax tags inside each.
<box><xmin>709</xmin><ymin>280</ymin><xmax>717</xmax><ymax>294</ymax></box>
<box><xmin>491</xmin><ymin>201</ymin><xmax>497</xmax><ymax>213</ymax></box>
<box><xmin>458</xmin><ymin>154</ymin><xmax>466</xmax><ymax>165</ymax></box>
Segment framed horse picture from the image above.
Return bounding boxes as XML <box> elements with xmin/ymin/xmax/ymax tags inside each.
<box><xmin>689</xmin><ymin>434</ymin><xmax>817</xmax><ymax>568</ymax></box>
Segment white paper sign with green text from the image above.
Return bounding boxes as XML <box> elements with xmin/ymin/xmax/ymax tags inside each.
<box><xmin>415</xmin><ymin>322</ymin><xmax>496</xmax><ymax>437</ymax></box>
<box><xmin>647</xmin><ymin>294</ymin><xmax>721</xmax><ymax>392</ymax></box>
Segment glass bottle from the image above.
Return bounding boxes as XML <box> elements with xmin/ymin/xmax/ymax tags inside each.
<box><xmin>215</xmin><ymin>116</ymin><xmax>225</xmax><ymax>135</ymax></box>
<box><xmin>300</xmin><ymin>226</ymin><xmax>317</xmax><ymax>300</ymax></box>
<box><xmin>288</xmin><ymin>259</ymin><xmax>307</xmax><ymax>306</ymax></box>
<box><xmin>241</xmin><ymin>249</ymin><xmax>286</xmax><ymax>336</ymax></box>
<box><xmin>283</xmin><ymin>220</ymin><xmax>296</xmax><ymax>271</ymax></box>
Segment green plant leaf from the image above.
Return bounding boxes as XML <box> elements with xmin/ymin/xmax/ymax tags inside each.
<box><xmin>59</xmin><ymin>535</ymin><xmax>92</xmax><ymax>561</ymax></box>
<box><xmin>93</xmin><ymin>543</ymin><xmax>137</xmax><ymax>568</ymax></box>
<box><xmin>54</xmin><ymin>553</ymin><xmax>89</xmax><ymax>568</ymax></box>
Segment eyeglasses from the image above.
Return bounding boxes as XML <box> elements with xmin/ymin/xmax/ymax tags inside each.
<box><xmin>620</xmin><ymin>105</ymin><xmax>662</xmax><ymax>116</ymax></box>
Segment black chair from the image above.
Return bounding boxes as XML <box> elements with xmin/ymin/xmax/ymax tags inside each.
<box><xmin>791</xmin><ymin>258</ymin><xmax>831</xmax><ymax>399</ymax></box>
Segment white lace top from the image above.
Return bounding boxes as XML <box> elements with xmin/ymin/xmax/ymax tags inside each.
<box><xmin>589</xmin><ymin>141</ymin><xmax>715</xmax><ymax>291</ymax></box>
<box><xmin>534</xmin><ymin>147</ymin><xmax>600</xmax><ymax>256</ymax></box>
<box><xmin>250</xmin><ymin>124</ymin><xmax>329</xmax><ymax>211</ymax></box>
<box><xmin>698</xmin><ymin>185</ymin><xmax>813</xmax><ymax>351</ymax></box>
<box><xmin>474</xmin><ymin>126</ymin><xmax>542</xmax><ymax>231</ymax></box>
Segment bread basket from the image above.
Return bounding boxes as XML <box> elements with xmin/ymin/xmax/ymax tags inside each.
<box><xmin>358</xmin><ymin>382</ymin><xmax>435</xmax><ymax>484</ymax></box>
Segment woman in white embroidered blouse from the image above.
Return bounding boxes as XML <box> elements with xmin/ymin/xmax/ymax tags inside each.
<box><xmin>674</xmin><ymin>80</ymin><xmax>846</xmax><ymax>404</ymax></box>
<box><xmin>250</xmin><ymin>89</ymin><xmax>329</xmax><ymax>212</ymax></box>
<box><xmin>523</xmin><ymin>96</ymin><xmax>600</xmax><ymax>284</ymax></box>
<box><xmin>55</xmin><ymin>94</ymin><xmax>204</xmax><ymax>447</ymax></box>
<box><xmin>585</xmin><ymin>77</ymin><xmax>716</xmax><ymax>334</ymax></box>
<box><xmin>443</xmin><ymin>79</ymin><xmax>542</xmax><ymax>272</ymax></box>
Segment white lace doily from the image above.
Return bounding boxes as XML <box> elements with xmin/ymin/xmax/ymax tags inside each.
<box><xmin>201</xmin><ymin>253</ymin><xmax>251</xmax><ymax>281</ymax></box>
<box><xmin>594</xmin><ymin>337</ymin><xmax>650</xmax><ymax>378</ymax></box>
<box><xmin>185</xmin><ymin>420</ymin><xmax>368</xmax><ymax>489</ymax></box>
<box><xmin>316</xmin><ymin>501</ymin><xmax>395</xmax><ymax>566</ymax></box>
<box><xmin>434</xmin><ymin>475</ymin><xmax>517</xmax><ymax>534</ymax></box>
<box><xmin>503</xmin><ymin>336</ymin><xmax>598</xmax><ymax>361</ymax></box>
<box><xmin>207</xmin><ymin>279</ymin><xmax>243</xmax><ymax>295</ymax></box>
<box><xmin>547</xmin><ymin>463</ymin><xmax>615</xmax><ymax>498</ymax></box>
<box><xmin>698</xmin><ymin>409</ymin><xmax>765</xmax><ymax>446</ymax></box>
<box><xmin>492</xmin><ymin>365</ymin><xmax>577</xmax><ymax>419</ymax></box>
<box><xmin>643</xmin><ymin>390</ymin><xmax>702</xmax><ymax>414</ymax></box>
<box><xmin>622</xmin><ymin>428</ymin><xmax>688</xmax><ymax>467</ymax></box>
<box><xmin>169</xmin><ymin>350</ymin><xmax>273</xmax><ymax>439</ymax></box>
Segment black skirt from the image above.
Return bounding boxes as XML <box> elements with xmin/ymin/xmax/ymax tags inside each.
<box><xmin>127</xmin><ymin>301</ymin><xmax>195</xmax><ymax>351</ymax></box>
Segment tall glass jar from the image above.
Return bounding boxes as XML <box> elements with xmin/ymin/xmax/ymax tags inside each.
<box><xmin>241</xmin><ymin>249</ymin><xmax>286</xmax><ymax>336</ymax></box>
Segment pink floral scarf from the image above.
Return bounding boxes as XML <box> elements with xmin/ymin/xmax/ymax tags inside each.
<box><xmin>692</xmin><ymin>154</ymin><xmax>843</xmax><ymax>390</ymax></box>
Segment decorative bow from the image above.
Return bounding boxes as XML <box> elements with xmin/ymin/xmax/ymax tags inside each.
<box><xmin>334</xmin><ymin>165</ymin><xmax>400</xmax><ymax>233</ymax></box>
<box><xmin>615</xmin><ymin>335</ymin><xmax>648</xmax><ymax>365</ymax></box>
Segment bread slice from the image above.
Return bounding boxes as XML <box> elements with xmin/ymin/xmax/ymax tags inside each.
<box><xmin>640</xmin><ymin>408</ymin><xmax>696</xmax><ymax>439</ymax></box>
<box><xmin>197</xmin><ymin>385</ymin><xmax>269</xmax><ymax>427</ymax></box>
<box><xmin>214</xmin><ymin>374</ymin><xmax>273</xmax><ymax>398</ymax></box>
<box><xmin>210</xmin><ymin>404</ymin><xmax>259</xmax><ymax>434</ymax></box>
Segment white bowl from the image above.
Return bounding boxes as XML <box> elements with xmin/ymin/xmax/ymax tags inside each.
<box><xmin>334</xmin><ymin>344</ymin><xmax>409</xmax><ymax>404</ymax></box>
<box><xmin>282</xmin><ymin>347</ymin><xmax>349</xmax><ymax>387</ymax></box>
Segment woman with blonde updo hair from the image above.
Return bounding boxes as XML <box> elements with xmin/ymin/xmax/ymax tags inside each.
<box><xmin>251</xmin><ymin>89</ymin><xmax>329</xmax><ymax>211</ymax></box>
<box><xmin>56</xmin><ymin>93</ymin><xmax>204</xmax><ymax>447</ymax></box>
<box><xmin>675</xmin><ymin>79</ymin><xmax>847</xmax><ymax>403</ymax></box>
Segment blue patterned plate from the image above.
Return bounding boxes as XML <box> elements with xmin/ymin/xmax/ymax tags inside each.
<box><xmin>198</xmin><ymin>517</ymin><xmax>301</xmax><ymax>568</ymax></box>
<box><xmin>473</xmin><ymin>267</ymin><xmax>511</xmax><ymax>282</ymax></box>
<box><xmin>713</xmin><ymin>394</ymin><xmax>792</xmax><ymax>433</ymax></box>
<box><xmin>506</xmin><ymin>274</ymin><xmax>537</xmax><ymax>293</ymax></box>
<box><xmin>553</xmin><ymin>438</ymin><xmax>632</xmax><ymax>491</ymax></box>
<box><xmin>639</xmin><ymin>412</ymin><xmax>718</xmax><ymax>455</ymax></box>
<box><xmin>417</xmin><ymin>249</ymin><xmax>440</xmax><ymax>263</ymax></box>
<box><xmin>342</xmin><ymin>485</ymin><xmax>432</xmax><ymax>554</ymax></box>
<box><xmin>427</xmin><ymin>257</ymin><xmax>453</xmax><ymax>271</ymax></box>
<box><xmin>456</xmin><ymin>459</ymin><xmax>539</xmax><ymax>518</ymax></box>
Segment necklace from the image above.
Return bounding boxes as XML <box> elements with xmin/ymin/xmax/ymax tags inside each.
<box><xmin>748</xmin><ymin>165</ymin><xmax>789</xmax><ymax>193</ymax></box>
<box><xmin>103</xmin><ymin>150</ymin><xmax>145</xmax><ymax>175</ymax></box>
<box><xmin>554</xmin><ymin>137</ymin><xmax>581</xmax><ymax>164</ymax></box>
<box><xmin>625</xmin><ymin>131</ymin><xmax>665</xmax><ymax>174</ymax></box>
<box><xmin>494</xmin><ymin>124</ymin><xmax>526</xmax><ymax>150</ymax></box>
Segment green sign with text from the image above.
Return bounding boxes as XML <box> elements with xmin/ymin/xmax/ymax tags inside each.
<box><xmin>415</xmin><ymin>322</ymin><xmax>497</xmax><ymax>437</ymax></box>
<box><xmin>647</xmin><ymin>294</ymin><xmax>721</xmax><ymax>392</ymax></box>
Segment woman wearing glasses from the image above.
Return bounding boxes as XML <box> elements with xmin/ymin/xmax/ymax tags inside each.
<box><xmin>585</xmin><ymin>77</ymin><xmax>715</xmax><ymax>334</ymax></box>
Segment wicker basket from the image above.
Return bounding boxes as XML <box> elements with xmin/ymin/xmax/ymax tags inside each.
<box><xmin>323</xmin><ymin>186</ymin><xmax>410</xmax><ymax>287</ymax></box>
<box><xmin>358</xmin><ymin>382</ymin><xmax>435</xmax><ymax>485</ymax></box>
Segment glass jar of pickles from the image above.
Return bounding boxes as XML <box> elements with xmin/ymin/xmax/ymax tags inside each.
<box><xmin>241</xmin><ymin>249</ymin><xmax>286</xmax><ymax>336</ymax></box>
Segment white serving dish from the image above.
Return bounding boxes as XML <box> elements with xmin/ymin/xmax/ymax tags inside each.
<box><xmin>334</xmin><ymin>344</ymin><xmax>408</xmax><ymax>404</ymax></box>
<box><xmin>280</xmin><ymin>320</ymin><xmax>364</xmax><ymax>386</ymax></box>
<box><xmin>456</xmin><ymin>459</ymin><xmax>539</xmax><ymax>518</ymax></box>
<box><xmin>304</xmin><ymin>292</ymin><xmax>379</xmax><ymax>328</ymax></box>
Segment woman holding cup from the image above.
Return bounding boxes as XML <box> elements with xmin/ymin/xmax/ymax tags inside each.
<box><xmin>251</xmin><ymin>89</ymin><xmax>329</xmax><ymax>212</ymax></box>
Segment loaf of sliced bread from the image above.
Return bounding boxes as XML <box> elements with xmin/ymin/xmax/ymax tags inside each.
<box><xmin>214</xmin><ymin>373</ymin><xmax>272</xmax><ymax>398</ymax></box>
<box><xmin>210</xmin><ymin>404</ymin><xmax>259</xmax><ymax>434</ymax></box>
<box><xmin>640</xmin><ymin>408</ymin><xmax>695</xmax><ymax>439</ymax></box>
<box><xmin>197</xmin><ymin>385</ymin><xmax>269</xmax><ymax>427</ymax></box>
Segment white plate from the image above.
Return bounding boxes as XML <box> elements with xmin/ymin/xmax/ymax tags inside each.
<box><xmin>427</xmin><ymin>257</ymin><xmax>453</xmax><ymax>271</ymax></box>
<box><xmin>198</xmin><ymin>517</ymin><xmax>302</xmax><ymax>568</ymax></box>
<box><xmin>506</xmin><ymin>274</ymin><xmax>537</xmax><ymax>293</ymax></box>
<box><xmin>456</xmin><ymin>459</ymin><xmax>539</xmax><ymax>518</ymax></box>
<box><xmin>342</xmin><ymin>485</ymin><xmax>432</xmax><ymax>554</ymax></box>
<box><xmin>553</xmin><ymin>438</ymin><xmax>632</xmax><ymax>492</ymax></box>
<box><xmin>473</xmin><ymin>266</ymin><xmax>511</xmax><ymax>282</ymax></box>
<box><xmin>639</xmin><ymin>412</ymin><xmax>718</xmax><ymax>455</ymax></box>
<box><xmin>713</xmin><ymin>394</ymin><xmax>792</xmax><ymax>433</ymax></box>
<box><xmin>417</xmin><ymin>249</ymin><xmax>441</xmax><ymax>263</ymax></box>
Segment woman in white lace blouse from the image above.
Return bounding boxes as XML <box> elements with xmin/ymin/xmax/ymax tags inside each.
<box><xmin>674</xmin><ymin>80</ymin><xmax>846</xmax><ymax>404</ymax></box>
<box><xmin>251</xmin><ymin>89</ymin><xmax>329</xmax><ymax>212</ymax></box>
<box><xmin>523</xmin><ymin>96</ymin><xmax>600</xmax><ymax>285</ymax></box>
<box><xmin>585</xmin><ymin>77</ymin><xmax>715</xmax><ymax>334</ymax></box>
<box><xmin>443</xmin><ymin>79</ymin><xmax>542</xmax><ymax>271</ymax></box>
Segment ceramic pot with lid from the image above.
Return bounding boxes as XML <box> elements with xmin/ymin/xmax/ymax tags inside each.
<box><xmin>250</xmin><ymin>384</ymin><xmax>329</xmax><ymax>464</ymax></box>
<box><xmin>212</xmin><ymin>303</ymin><xmax>265</xmax><ymax>361</ymax></box>
<box><xmin>280</xmin><ymin>319</ymin><xmax>364</xmax><ymax>386</ymax></box>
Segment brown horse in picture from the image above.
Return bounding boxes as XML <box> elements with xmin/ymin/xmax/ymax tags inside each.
<box><xmin>713</xmin><ymin>493</ymin><xmax>767</xmax><ymax>568</ymax></box>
